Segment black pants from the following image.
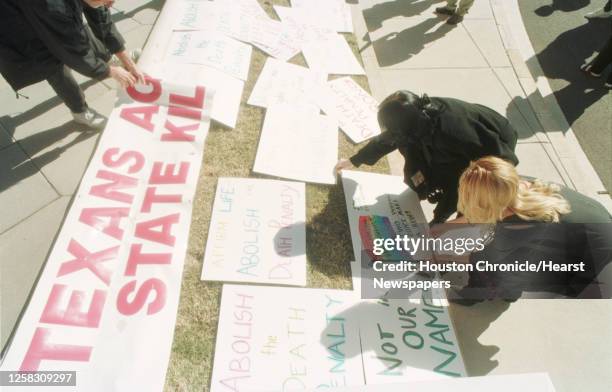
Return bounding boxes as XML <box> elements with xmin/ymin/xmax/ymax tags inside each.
<box><xmin>606</xmin><ymin>0</ymin><xmax>611</xmax><ymax>12</ymax></box>
<box><xmin>590</xmin><ymin>34</ymin><xmax>612</xmax><ymax>82</ymax></box>
<box><xmin>46</xmin><ymin>65</ymin><xmax>87</xmax><ymax>113</ymax></box>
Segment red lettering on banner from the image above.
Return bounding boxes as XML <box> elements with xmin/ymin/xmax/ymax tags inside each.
<box><xmin>141</xmin><ymin>187</ymin><xmax>182</xmax><ymax>213</ymax></box>
<box><xmin>120</xmin><ymin>105</ymin><xmax>159</xmax><ymax>132</ymax></box>
<box><xmin>116</xmin><ymin>278</ymin><xmax>166</xmax><ymax>316</ymax></box>
<box><xmin>168</xmin><ymin>105</ymin><xmax>202</xmax><ymax>120</ymax></box>
<box><xmin>40</xmin><ymin>284</ymin><xmax>106</xmax><ymax>328</ymax></box>
<box><xmin>90</xmin><ymin>170</ymin><xmax>138</xmax><ymax>204</ymax></box>
<box><xmin>124</xmin><ymin>244</ymin><xmax>171</xmax><ymax>276</ymax></box>
<box><xmin>102</xmin><ymin>148</ymin><xmax>145</xmax><ymax>174</ymax></box>
<box><xmin>149</xmin><ymin>162</ymin><xmax>190</xmax><ymax>184</ymax></box>
<box><xmin>161</xmin><ymin>120</ymin><xmax>199</xmax><ymax>142</ymax></box>
<box><xmin>135</xmin><ymin>213</ymin><xmax>180</xmax><ymax>246</ymax></box>
<box><xmin>57</xmin><ymin>240</ymin><xmax>118</xmax><ymax>285</ymax></box>
<box><xmin>79</xmin><ymin>207</ymin><xmax>129</xmax><ymax>240</ymax></box>
<box><xmin>126</xmin><ymin>76</ymin><xmax>162</xmax><ymax>103</ymax></box>
<box><xmin>20</xmin><ymin>328</ymin><xmax>92</xmax><ymax>371</ymax></box>
<box><xmin>169</xmin><ymin>86</ymin><xmax>205</xmax><ymax>108</ymax></box>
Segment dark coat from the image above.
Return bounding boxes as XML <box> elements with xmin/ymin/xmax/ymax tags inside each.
<box><xmin>350</xmin><ymin>96</ymin><xmax>519</xmax><ymax>222</ymax></box>
<box><xmin>0</xmin><ymin>0</ymin><xmax>125</xmax><ymax>91</ymax></box>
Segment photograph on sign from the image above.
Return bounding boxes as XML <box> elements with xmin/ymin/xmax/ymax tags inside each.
<box><xmin>166</xmin><ymin>31</ymin><xmax>252</xmax><ymax>81</ymax></box>
<box><xmin>302</xmin><ymin>34</ymin><xmax>365</xmax><ymax>76</ymax></box>
<box><xmin>253</xmin><ymin>104</ymin><xmax>338</xmax><ymax>185</ymax></box>
<box><xmin>210</xmin><ymin>284</ymin><xmax>365</xmax><ymax>391</ymax></box>
<box><xmin>248</xmin><ymin>58</ymin><xmax>327</xmax><ymax>108</ymax></box>
<box><xmin>318</xmin><ymin>77</ymin><xmax>381</xmax><ymax>144</ymax></box>
<box><xmin>201</xmin><ymin>177</ymin><xmax>307</xmax><ymax>286</ymax></box>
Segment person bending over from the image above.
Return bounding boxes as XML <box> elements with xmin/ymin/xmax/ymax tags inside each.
<box><xmin>335</xmin><ymin>90</ymin><xmax>519</xmax><ymax>225</ymax></box>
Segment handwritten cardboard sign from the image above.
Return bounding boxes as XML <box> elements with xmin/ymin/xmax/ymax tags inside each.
<box><xmin>201</xmin><ymin>178</ymin><xmax>307</xmax><ymax>286</ymax></box>
<box><xmin>254</xmin><ymin>104</ymin><xmax>338</xmax><ymax>185</ymax></box>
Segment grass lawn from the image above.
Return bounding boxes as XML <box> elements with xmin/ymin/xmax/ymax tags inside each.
<box><xmin>164</xmin><ymin>1</ymin><xmax>390</xmax><ymax>390</ymax></box>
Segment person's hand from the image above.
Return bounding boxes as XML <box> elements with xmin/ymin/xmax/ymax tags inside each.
<box><xmin>334</xmin><ymin>158</ymin><xmax>353</xmax><ymax>174</ymax></box>
<box><xmin>109</xmin><ymin>65</ymin><xmax>136</xmax><ymax>88</ymax></box>
<box><xmin>114</xmin><ymin>50</ymin><xmax>145</xmax><ymax>85</ymax></box>
<box><xmin>127</xmin><ymin>64</ymin><xmax>146</xmax><ymax>85</ymax></box>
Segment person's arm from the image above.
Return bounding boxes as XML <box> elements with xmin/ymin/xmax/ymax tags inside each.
<box><xmin>82</xmin><ymin>3</ymin><xmax>125</xmax><ymax>55</ymax></box>
<box><xmin>349</xmin><ymin>132</ymin><xmax>397</xmax><ymax>166</ymax></box>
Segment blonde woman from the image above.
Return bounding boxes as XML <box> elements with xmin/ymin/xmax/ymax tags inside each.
<box><xmin>445</xmin><ymin>156</ymin><xmax>612</xmax><ymax>304</ymax></box>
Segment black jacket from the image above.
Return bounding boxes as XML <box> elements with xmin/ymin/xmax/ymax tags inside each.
<box><xmin>0</xmin><ymin>0</ymin><xmax>125</xmax><ymax>91</ymax></box>
<box><xmin>350</xmin><ymin>96</ymin><xmax>519</xmax><ymax>222</ymax></box>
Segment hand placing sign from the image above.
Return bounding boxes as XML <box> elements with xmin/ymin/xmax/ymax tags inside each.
<box><xmin>334</xmin><ymin>158</ymin><xmax>354</xmax><ymax>174</ymax></box>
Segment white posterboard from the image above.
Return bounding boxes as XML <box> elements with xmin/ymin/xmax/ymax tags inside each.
<box><xmin>319</xmin><ymin>77</ymin><xmax>381</xmax><ymax>144</ymax></box>
<box><xmin>349</xmin><ymin>262</ymin><xmax>467</xmax><ymax>383</ymax></box>
<box><xmin>201</xmin><ymin>178</ymin><xmax>307</xmax><ymax>286</ymax></box>
<box><xmin>248</xmin><ymin>58</ymin><xmax>327</xmax><ymax>108</ymax></box>
<box><xmin>295</xmin><ymin>373</ymin><xmax>557</xmax><ymax>392</ymax></box>
<box><xmin>253</xmin><ymin>105</ymin><xmax>338</xmax><ymax>185</ymax></box>
<box><xmin>302</xmin><ymin>34</ymin><xmax>365</xmax><ymax>76</ymax></box>
<box><xmin>166</xmin><ymin>31</ymin><xmax>252</xmax><ymax>81</ymax></box>
<box><xmin>290</xmin><ymin>0</ymin><xmax>353</xmax><ymax>33</ymax></box>
<box><xmin>211</xmin><ymin>285</ymin><xmax>365</xmax><ymax>391</ymax></box>
<box><xmin>0</xmin><ymin>79</ymin><xmax>214</xmax><ymax>391</ymax></box>
<box><xmin>340</xmin><ymin>170</ymin><xmax>427</xmax><ymax>263</ymax></box>
<box><xmin>173</xmin><ymin>1</ymin><xmax>253</xmax><ymax>43</ymax></box>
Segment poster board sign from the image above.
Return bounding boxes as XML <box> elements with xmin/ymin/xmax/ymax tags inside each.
<box><xmin>248</xmin><ymin>58</ymin><xmax>327</xmax><ymax>108</ymax></box>
<box><xmin>201</xmin><ymin>178</ymin><xmax>307</xmax><ymax>286</ymax></box>
<box><xmin>349</xmin><ymin>262</ymin><xmax>467</xmax><ymax>384</ymax></box>
<box><xmin>173</xmin><ymin>1</ymin><xmax>253</xmax><ymax>43</ymax></box>
<box><xmin>302</xmin><ymin>34</ymin><xmax>365</xmax><ymax>76</ymax></box>
<box><xmin>249</xmin><ymin>17</ymin><xmax>302</xmax><ymax>62</ymax></box>
<box><xmin>253</xmin><ymin>105</ymin><xmax>338</xmax><ymax>185</ymax></box>
<box><xmin>211</xmin><ymin>285</ymin><xmax>365</xmax><ymax>391</ymax></box>
<box><xmin>0</xmin><ymin>78</ymin><xmax>214</xmax><ymax>391</ymax></box>
<box><xmin>292</xmin><ymin>373</ymin><xmax>556</xmax><ymax>392</ymax></box>
<box><xmin>319</xmin><ymin>77</ymin><xmax>381</xmax><ymax>144</ymax></box>
<box><xmin>290</xmin><ymin>0</ymin><xmax>353</xmax><ymax>33</ymax></box>
<box><xmin>167</xmin><ymin>31</ymin><xmax>252</xmax><ymax>81</ymax></box>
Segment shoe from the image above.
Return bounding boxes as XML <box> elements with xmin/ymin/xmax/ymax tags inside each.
<box><xmin>109</xmin><ymin>49</ymin><xmax>142</xmax><ymax>66</ymax></box>
<box><xmin>72</xmin><ymin>108</ymin><xmax>107</xmax><ymax>129</ymax></box>
<box><xmin>580</xmin><ymin>63</ymin><xmax>602</xmax><ymax>78</ymax></box>
<box><xmin>435</xmin><ymin>6</ymin><xmax>456</xmax><ymax>16</ymax></box>
<box><xmin>605</xmin><ymin>82</ymin><xmax>612</xmax><ymax>89</ymax></box>
<box><xmin>585</xmin><ymin>9</ymin><xmax>612</xmax><ymax>19</ymax></box>
<box><xmin>446</xmin><ymin>13</ymin><xmax>464</xmax><ymax>24</ymax></box>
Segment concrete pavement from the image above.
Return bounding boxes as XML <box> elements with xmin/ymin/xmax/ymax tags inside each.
<box><xmin>0</xmin><ymin>0</ymin><xmax>162</xmax><ymax>352</ymax></box>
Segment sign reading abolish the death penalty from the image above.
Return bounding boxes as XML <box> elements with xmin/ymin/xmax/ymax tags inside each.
<box><xmin>0</xmin><ymin>78</ymin><xmax>214</xmax><ymax>392</ymax></box>
<box><xmin>201</xmin><ymin>178</ymin><xmax>307</xmax><ymax>286</ymax></box>
<box><xmin>211</xmin><ymin>285</ymin><xmax>365</xmax><ymax>391</ymax></box>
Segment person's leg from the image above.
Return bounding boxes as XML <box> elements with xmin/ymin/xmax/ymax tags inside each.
<box><xmin>46</xmin><ymin>65</ymin><xmax>87</xmax><ymax>114</ymax></box>
<box><xmin>605</xmin><ymin>0</ymin><xmax>611</xmax><ymax>12</ymax></box>
<box><xmin>590</xmin><ymin>36</ymin><xmax>612</xmax><ymax>75</ymax></box>
<box><xmin>456</xmin><ymin>0</ymin><xmax>476</xmax><ymax>15</ymax></box>
<box><xmin>436</xmin><ymin>0</ymin><xmax>458</xmax><ymax>15</ymax></box>
<box><xmin>585</xmin><ymin>0</ymin><xmax>612</xmax><ymax>18</ymax></box>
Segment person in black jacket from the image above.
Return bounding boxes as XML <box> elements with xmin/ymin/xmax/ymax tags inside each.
<box><xmin>335</xmin><ymin>90</ymin><xmax>519</xmax><ymax>224</ymax></box>
<box><xmin>0</xmin><ymin>0</ymin><xmax>144</xmax><ymax>129</ymax></box>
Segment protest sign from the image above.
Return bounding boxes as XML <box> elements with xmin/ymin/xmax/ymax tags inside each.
<box><xmin>0</xmin><ymin>78</ymin><xmax>214</xmax><ymax>391</ymax></box>
<box><xmin>248</xmin><ymin>58</ymin><xmax>327</xmax><ymax>108</ymax></box>
<box><xmin>211</xmin><ymin>285</ymin><xmax>365</xmax><ymax>391</ymax></box>
<box><xmin>290</xmin><ymin>0</ymin><xmax>353</xmax><ymax>33</ymax></box>
<box><xmin>319</xmin><ymin>77</ymin><xmax>381</xmax><ymax>144</ymax></box>
<box><xmin>253</xmin><ymin>105</ymin><xmax>338</xmax><ymax>185</ymax></box>
<box><xmin>294</xmin><ymin>373</ymin><xmax>556</xmax><ymax>392</ymax></box>
<box><xmin>166</xmin><ymin>31</ymin><xmax>252</xmax><ymax>81</ymax></box>
<box><xmin>249</xmin><ymin>17</ymin><xmax>302</xmax><ymax>61</ymax></box>
<box><xmin>201</xmin><ymin>178</ymin><xmax>307</xmax><ymax>286</ymax></box>
<box><xmin>173</xmin><ymin>1</ymin><xmax>253</xmax><ymax>43</ymax></box>
<box><xmin>302</xmin><ymin>34</ymin><xmax>365</xmax><ymax>76</ymax></box>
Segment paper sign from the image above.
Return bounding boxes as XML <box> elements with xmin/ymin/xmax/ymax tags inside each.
<box><xmin>167</xmin><ymin>31</ymin><xmax>252</xmax><ymax>81</ymax></box>
<box><xmin>173</xmin><ymin>1</ymin><xmax>253</xmax><ymax>43</ymax></box>
<box><xmin>0</xmin><ymin>78</ymin><xmax>214</xmax><ymax>391</ymax></box>
<box><xmin>302</xmin><ymin>34</ymin><xmax>365</xmax><ymax>76</ymax></box>
<box><xmin>201</xmin><ymin>178</ymin><xmax>307</xmax><ymax>286</ymax></box>
<box><xmin>290</xmin><ymin>0</ymin><xmax>353</xmax><ymax>33</ymax></box>
<box><xmin>211</xmin><ymin>285</ymin><xmax>365</xmax><ymax>391</ymax></box>
<box><xmin>249</xmin><ymin>17</ymin><xmax>302</xmax><ymax>61</ymax></box>
<box><xmin>319</xmin><ymin>77</ymin><xmax>381</xmax><ymax>143</ymax></box>
<box><xmin>295</xmin><ymin>373</ymin><xmax>556</xmax><ymax>392</ymax></box>
<box><xmin>253</xmin><ymin>105</ymin><xmax>338</xmax><ymax>184</ymax></box>
<box><xmin>248</xmin><ymin>58</ymin><xmax>327</xmax><ymax>108</ymax></box>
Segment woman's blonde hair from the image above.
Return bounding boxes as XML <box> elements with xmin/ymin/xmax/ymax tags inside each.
<box><xmin>457</xmin><ymin>156</ymin><xmax>571</xmax><ymax>223</ymax></box>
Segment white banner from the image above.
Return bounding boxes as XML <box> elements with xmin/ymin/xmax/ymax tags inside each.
<box><xmin>201</xmin><ymin>178</ymin><xmax>307</xmax><ymax>286</ymax></box>
<box><xmin>319</xmin><ymin>77</ymin><xmax>381</xmax><ymax>144</ymax></box>
<box><xmin>166</xmin><ymin>31</ymin><xmax>252</xmax><ymax>81</ymax></box>
<box><xmin>254</xmin><ymin>105</ymin><xmax>338</xmax><ymax>185</ymax></box>
<box><xmin>211</xmin><ymin>285</ymin><xmax>365</xmax><ymax>391</ymax></box>
<box><xmin>248</xmin><ymin>58</ymin><xmax>327</xmax><ymax>108</ymax></box>
<box><xmin>0</xmin><ymin>78</ymin><xmax>215</xmax><ymax>391</ymax></box>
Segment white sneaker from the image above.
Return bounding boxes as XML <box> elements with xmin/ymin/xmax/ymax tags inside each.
<box><xmin>72</xmin><ymin>108</ymin><xmax>107</xmax><ymax>129</ymax></box>
<box><xmin>109</xmin><ymin>49</ymin><xmax>142</xmax><ymax>66</ymax></box>
<box><xmin>585</xmin><ymin>9</ymin><xmax>612</xmax><ymax>19</ymax></box>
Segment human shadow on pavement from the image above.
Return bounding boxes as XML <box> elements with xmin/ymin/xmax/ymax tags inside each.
<box><xmin>369</xmin><ymin>18</ymin><xmax>456</xmax><ymax>67</ymax></box>
<box><xmin>363</xmin><ymin>0</ymin><xmax>445</xmax><ymax>31</ymax></box>
<box><xmin>525</xmin><ymin>19</ymin><xmax>609</xmax><ymax>131</ymax></box>
<box><xmin>110</xmin><ymin>0</ymin><xmax>164</xmax><ymax>25</ymax></box>
<box><xmin>534</xmin><ymin>0</ymin><xmax>591</xmax><ymax>17</ymax></box>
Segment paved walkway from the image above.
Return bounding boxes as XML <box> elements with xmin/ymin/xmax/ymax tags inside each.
<box><xmin>0</xmin><ymin>0</ymin><xmax>163</xmax><ymax>351</ymax></box>
<box><xmin>350</xmin><ymin>1</ymin><xmax>611</xmax><ymax>391</ymax></box>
